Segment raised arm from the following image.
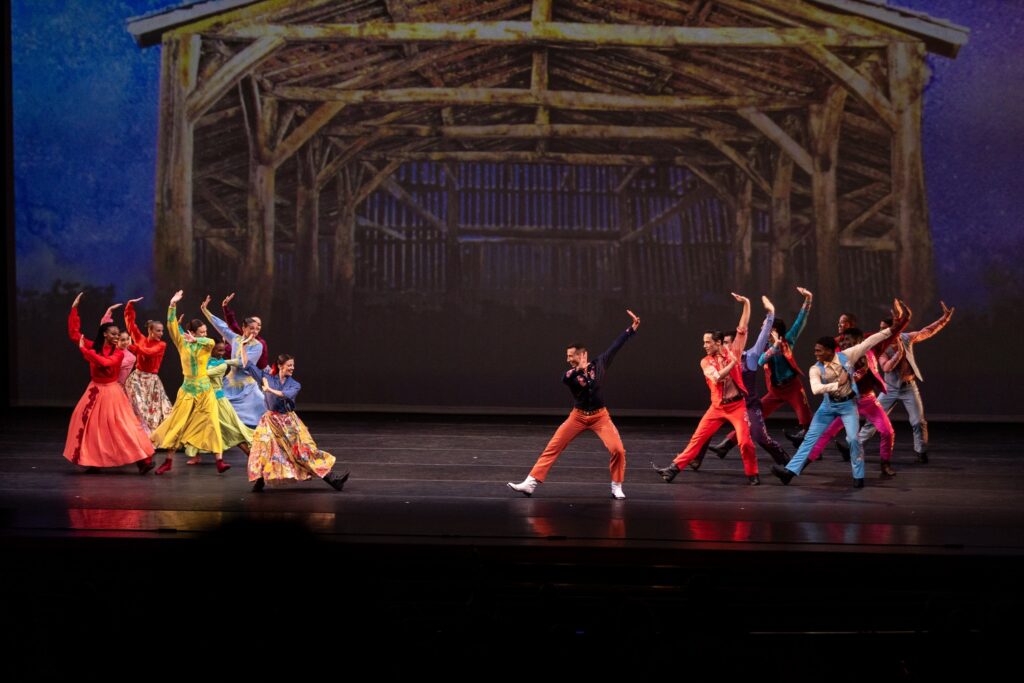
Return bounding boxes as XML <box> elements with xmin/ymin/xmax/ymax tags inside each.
<box><xmin>201</xmin><ymin>306</ymin><xmax>238</xmax><ymax>343</ymax></box>
<box><xmin>874</xmin><ymin>300</ymin><xmax>912</xmax><ymax>356</ymax></box>
<box><xmin>730</xmin><ymin>293</ymin><xmax>750</xmax><ymax>356</ymax></box>
<box><xmin>596</xmin><ymin>310</ymin><xmax>640</xmax><ymax>370</ymax></box>
<box><xmin>221</xmin><ymin>293</ymin><xmax>244</xmax><ymax>336</ymax></box>
<box><xmin>907</xmin><ymin>301</ymin><xmax>954</xmax><ymax>345</ymax></box>
<box><xmin>786</xmin><ymin>287</ymin><xmax>813</xmax><ymax>345</ymax></box>
<box><xmin>166</xmin><ymin>291</ymin><xmax>184</xmax><ymax>351</ymax></box>
<box><xmin>124</xmin><ymin>298</ymin><xmax>147</xmax><ymax>345</ymax></box>
<box><xmin>67</xmin><ymin>301</ymin><xmax>83</xmax><ymax>344</ymax></box>
<box><xmin>746</xmin><ymin>299</ymin><xmax>775</xmax><ymax>371</ymax></box>
<box><xmin>843</xmin><ymin>328</ymin><xmax>893</xmax><ymax>365</ymax></box>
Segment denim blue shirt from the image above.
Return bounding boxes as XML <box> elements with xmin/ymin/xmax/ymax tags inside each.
<box><xmin>243</xmin><ymin>362</ymin><xmax>300</xmax><ymax>413</ymax></box>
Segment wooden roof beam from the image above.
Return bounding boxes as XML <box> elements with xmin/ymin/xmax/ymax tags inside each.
<box><xmin>737</xmin><ymin>108</ymin><xmax>813</xmax><ymax>175</ymax></box>
<box><xmin>185</xmin><ymin>36</ymin><xmax>285</xmax><ymax>121</ymax></box>
<box><xmin>271</xmin><ymin>86</ymin><xmax>811</xmax><ymax>112</ymax></box>
<box><xmin>700</xmin><ymin>131</ymin><xmax>771</xmax><ymax>195</ymax></box>
<box><xmin>220</xmin><ymin>21</ymin><xmax>887</xmax><ymax>48</ymax></box>
<box><xmin>802</xmin><ymin>44</ymin><xmax>897</xmax><ymax>130</ymax></box>
<box><xmin>843</xmin><ymin>191</ymin><xmax>894</xmax><ymax>235</ymax></box>
<box><xmin>364</xmin><ymin>160</ymin><xmax>447</xmax><ymax>232</ymax></box>
<box><xmin>327</xmin><ymin>123</ymin><xmax>712</xmax><ymax>141</ymax></box>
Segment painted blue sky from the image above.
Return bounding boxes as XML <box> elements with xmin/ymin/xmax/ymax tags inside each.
<box><xmin>11</xmin><ymin>0</ymin><xmax>1024</xmax><ymax>305</ymax></box>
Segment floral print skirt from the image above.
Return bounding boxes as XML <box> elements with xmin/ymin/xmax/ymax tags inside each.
<box><xmin>124</xmin><ymin>370</ymin><xmax>173</xmax><ymax>434</ymax></box>
<box><xmin>247</xmin><ymin>411</ymin><xmax>336</xmax><ymax>483</ymax></box>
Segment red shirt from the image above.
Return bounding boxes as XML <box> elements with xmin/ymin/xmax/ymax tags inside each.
<box><xmin>702</xmin><ymin>327</ymin><xmax>749</xmax><ymax>407</ymax></box>
<box><xmin>124</xmin><ymin>301</ymin><xmax>168</xmax><ymax>374</ymax></box>
<box><xmin>80</xmin><ymin>345</ymin><xmax>124</xmax><ymax>384</ymax></box>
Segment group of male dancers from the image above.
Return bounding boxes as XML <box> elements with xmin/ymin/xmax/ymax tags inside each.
<box><xmin>507</xmin><ymin>288</ymin><xmax>953</xmax><ymax>498</ymax></box>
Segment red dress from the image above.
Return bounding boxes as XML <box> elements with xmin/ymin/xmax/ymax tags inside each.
<box><xmin>63</xmin><ymin>316</ymin><xmax>155</xmax><ymax>467</ymax></box>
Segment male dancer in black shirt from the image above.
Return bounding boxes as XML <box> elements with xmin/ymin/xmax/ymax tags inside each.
<box><xmin>508</xmin><ymin>310</ymin><xmax>641</xmax><ymax>499</ymax></box>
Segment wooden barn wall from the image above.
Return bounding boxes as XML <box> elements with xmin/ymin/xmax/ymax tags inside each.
<box><xmin>194</xmin><ymin>160</ymin><xmax>896</xmax><ymax>318</ymax></box>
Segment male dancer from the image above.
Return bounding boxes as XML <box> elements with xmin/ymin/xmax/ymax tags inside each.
<box><xmin>708</xmin><ymin>286</ymin><xmax>813</xmax><ymax>457</ymax></box>
<box><xmin>770</xmin><ymin>300</ymin><xmax>909</xmax><ymax>488</ymax></box>
<box><xmin>688</xmin><ymin>295</ymin><xmax>789</xmax><ymax>471</ymax></box>
<box><xmin>803</xmin><ymin>310</ymin><xmax>910</xmax><ymax>477</ymax></box>
<box><xmin>858</xmin><ymin>301</ymin><xmax>954</xmax><ymax>463</ymax></box>
<box><xmin>508</xmin><ymin>310</ymin><xmax>641</xmax><ymax>500</ymax></box>
<box><xmin>652</xmin><ymin>293</ymin><xmax>761</xmax><ymax>485</ymax></box>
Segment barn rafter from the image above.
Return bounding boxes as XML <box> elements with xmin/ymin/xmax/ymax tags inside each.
<box><xmin>129</xmin><ymin>0</ymin><xmax>967</xmax><ymax>317</ymax></box>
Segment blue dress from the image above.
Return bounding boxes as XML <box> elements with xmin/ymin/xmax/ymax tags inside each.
<box><xmin>204</xmin><ymin>312</ymin><xmax>266</xmax><ymax>427</ymax></box>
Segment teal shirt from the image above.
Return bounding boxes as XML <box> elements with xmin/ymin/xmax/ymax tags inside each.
<box><xmin>758</xmin><ymin>302</ymin><xmax>810</xmax><ymax>385</ymax></box>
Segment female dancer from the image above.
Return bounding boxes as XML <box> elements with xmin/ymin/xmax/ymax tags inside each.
<box><xmin>123</xmin><ymin>296</ymin><xmax>173</xmax><ymax>433</ymax></box>
<box><xmin>64</xmin><ymin>295</ymin><xmax>155</xmax><ymax>473</ymax></box>
<box><xmin>243</xmin><ymin>348</ymin><xmax>348</xmax><ymax>493</ymax></box>
<box><xmin>149</xmin><ymin>290</ymin><xmax>229</xmax><ymax>475</ymax></box>
<box><xmin>184</xmin><ymin>340</ymin><xmax>254</xmax><ymax>464</ymax></box>
<box><xmin>200</xmin><ymin>296</ymin><xmax>265</xmax><ymax>428</ymax></box>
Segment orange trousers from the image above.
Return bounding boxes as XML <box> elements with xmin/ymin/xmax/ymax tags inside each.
<box><xmin>673</xmin><ymin>399</ymin><xmax>758</xmax><ymax>475</ymax></box>
<box><xmin>529</xmin><ymin>408</ymin><xmax>626</xmax><ymax>483</ymax></box>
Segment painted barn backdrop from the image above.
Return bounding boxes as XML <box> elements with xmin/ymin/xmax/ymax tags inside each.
<box><xmin>12</xmin><ymin>1</ymin><xmax>1023</xmax><ymax>416</ymax></box>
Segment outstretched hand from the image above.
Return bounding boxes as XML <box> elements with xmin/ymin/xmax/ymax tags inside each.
<box><xmin>731</xmin><ymin>292</ymin><xmax>748</xmax><ymax>303</ymax></box>
<box><xmin>222</xmin><ymin>292</ymin><xmax>235</xmax><ymax>308</ymax></box>
<box><xmin>78</xmin><ymin>335</ymin><xmax>86</xmax><ymax>349</ymax></box>
<box><xmin>170</xmin><ymin>290</ymin><xmax>184</xmax><ymax>305</ymax></box>
<box><xmin>796</xmin><ymin>286</ymin><xmax>813</xmax><ymax>301</ymax></box>
<box><xmin>72</xmin><ymin>292</ymin><xmax>84</xmax><ymax>308</ymax></box>
<box><xmin>127</xmin><ymin>296</ymin><xmax>144</xmax><ymax>305</ymax></box>
<box><xmin>104</xmin><ymin>303</ymin><xmax>122</xmax><ymax>317</ymax></box>
<box><xmin>182</xmin><ymin>330</ymin><xmax>196</xmax><ymax>344</ymax></box>
<box><xmin>200</xmin><ymin>295</ymin><xmax>211</xmax><ymax>313</ymax></box>
<box><xmin>627</xmin><ymin>309</ymin><xmax>641</xmax><ymax>331</ymax></box>
<box><xmin>941</xmin><ymin>300</ymin><xmax>955</xmax><ymax>319</ymax></box>
<box><xmin>761</xmin><ymin>295</ymin><xmax>775</xmax><ymax>313</ymax></box>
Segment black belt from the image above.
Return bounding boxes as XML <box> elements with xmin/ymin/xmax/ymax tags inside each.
<box><xmin>771</xmin><ymin>375</ymin><xmax>799</xmax><ymax>388</ymax></box>
<box><xmin>720</xmin><ymin>394</ymin><xmax>744</xmax><ymax>405</ymax></box>
<box><xmin>829</xmin><ymin>393</ymin><xmax>854</xmax><ymax>403</ymax></box>
<box><xmin>575</xmin><ymin>407</ymin><xmax>605</xmax><ymax>416</ymax></box>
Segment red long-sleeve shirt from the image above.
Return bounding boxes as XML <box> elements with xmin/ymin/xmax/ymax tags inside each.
<box><xmin>124</xmin><ymin>301</ymin><xmax>168</xmax><ymax>374</ymax></box>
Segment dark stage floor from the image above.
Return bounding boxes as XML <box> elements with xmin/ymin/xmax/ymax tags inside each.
<box><xmin>2</xmin><ymin>409</ymin><xmax>1022</xmax><ymax>678</ymax></box>
<box><xmin>2</xmin><ymin>409</ymin><xmax>1022</xmax><ymax>553</ymax></box>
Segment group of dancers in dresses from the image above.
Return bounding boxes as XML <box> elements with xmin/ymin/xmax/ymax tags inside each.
<box><xmin>64</xmin><ymin>285</ymin><xmax>952</xmax><ymax>500</ymax></box>
<box><xmin>507</xmin><ymin>287</ymin><xmax>953</xmax><ymax>498</ymax></box>
<box><xmin>63</xmin><ymin>291</ymin><xmax>348</xmax><ymax>492</ymax></box>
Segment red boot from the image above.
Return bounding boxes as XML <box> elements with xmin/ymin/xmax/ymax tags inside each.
<box><xmin>155</xmin><ymin>459</ymin><xmax>173</xmax><ymax>475</ymax></box>
<box><xmin>216</xmin><ymin>459</ymin><xmax>231</xmax><ymax>474</ymax></box>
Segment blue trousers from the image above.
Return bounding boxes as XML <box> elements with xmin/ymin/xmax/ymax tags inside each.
<box><xmin>786</xmin><ymin>396</ymin><xmax>864</xmax><ymax>480</ymax></box>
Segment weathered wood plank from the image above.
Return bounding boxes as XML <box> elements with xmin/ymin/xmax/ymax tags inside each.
<box><xmin>185</xmin><ymin>36</ymin><xmax>285</xmax><ymax>121</ymax></box>
<box><xmin>272</xmin><ymin>101</ymin><xmax>347</xmax><ymax>167</ymax></box>
<box><xmin>802</xmin><ymin>44</ymin><xmax>897</xmax><ymax>130</ymax></box>
<box><xmin>622</xmin><ymin>185</ymin><xmax>718</xmax><ymax>245</ymax></box>
<box><xmin>809</xmin><ymin>85</ymin><xmax>847</xmax><ymax>316</ymax></box>
<box><xmin>737</xmin><ymin>107</ymin><xmax>813</xmax><ymax>175</ymax></box>
<box><xmin>889</xmin><ymin>40</ymin><xmax>935</xmax><ymax>305</ymax></box>
<box><xmin>271</xmin><ymin>85</ymin><xmax>812</xmax><ymax>112</ymax></box>
<box><xmin>155</xmin><ymin>33</ymin><xmax>200</xmax><ymax>297</ymax></box>
<box><xmin>843</xmin><ymin>191</ymin><xmax>893</xmax><ymax>235</ymax></box>
<box><xmin>221</xmin><ymin>22</ymin><xmax>888</xmax><ymax>49</ymax></box>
